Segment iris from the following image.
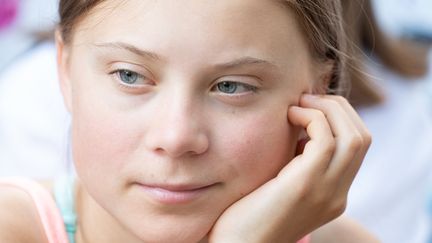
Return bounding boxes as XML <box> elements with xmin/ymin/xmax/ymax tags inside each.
<box><xmin>119</xmin><ymin>70</ymin><xmax>139</xmax><ymax>84</ymax></box>
<box><xmin>217</xmin><ymin>81</ymin><xmax>238</xmax><ymax>94</ymax></box>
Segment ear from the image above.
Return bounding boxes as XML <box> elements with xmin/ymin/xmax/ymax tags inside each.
<box><xmin>312</xmin><ymin>60</ymin><xmax>334</xmax><ymax>95</ymax></box>
<box><xmin>55</xmin><ymin>30</ymin><xmax>73</xmax><ymax>113</ymax></box>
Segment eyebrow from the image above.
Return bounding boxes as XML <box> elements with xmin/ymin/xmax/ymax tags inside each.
<box><xmin>93</xmin><ymin>42</ymin><xmax>162</xmax><ymax>61</ymax></box>
<box><xmin>93</xmin><ymin>41</ymin><xmax>278</xmax><ymax>70</ymax></box>
<box><xmin>213</xmin><ymin>56</ymin><xmax>278</xmax><ymax>71</ymax></box>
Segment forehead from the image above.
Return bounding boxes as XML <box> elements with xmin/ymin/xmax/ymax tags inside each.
<box><xmin>71</xmin><ymin>0</ymin><xmax>311</xmax><ymax>68</ymax></box>
<box><xmin>81</xmin><ymin>0</ymin><xmax>293</xmax><ymax>28</ymax></box>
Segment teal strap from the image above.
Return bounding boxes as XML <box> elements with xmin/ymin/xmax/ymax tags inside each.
<box><xmin>54</xmin><ymin>176</ymin><xmax>77</xmax><ymax>243</ymax></box>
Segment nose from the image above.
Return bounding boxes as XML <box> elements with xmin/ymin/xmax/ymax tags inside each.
<box><xmin>145</xmin><ymin>92</ymin><xmax>209</xmax><ymax>158</ymax></box>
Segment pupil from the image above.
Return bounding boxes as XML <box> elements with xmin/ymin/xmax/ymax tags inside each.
<box><xmin>218</xmin><ymin>82</ymin><xmax>237</xmax><ymax>93</ymax></box>
<box><xmin>120</xmin><ymin>70</ymin><xmax>137</xmax><ymax>84</ymax></box>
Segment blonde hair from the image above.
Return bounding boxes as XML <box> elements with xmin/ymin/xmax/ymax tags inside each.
<box><xmin>284</xmin><ymin>0</ymin><xmax>348</xmax><ymax>95</ymax></box>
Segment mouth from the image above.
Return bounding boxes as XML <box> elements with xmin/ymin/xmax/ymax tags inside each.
<box><xmin>136</xmin><ymin>182</ymin><xmax>217</xmax><ymax>205</ymax></box>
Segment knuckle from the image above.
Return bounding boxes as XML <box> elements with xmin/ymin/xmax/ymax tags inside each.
<box><xmin>346</xmin><ymin>133</ymin><xmax>363</xmax><ymax>150</ymax></box>
<box><xmin>333</xmin><ymin>95</ymin><xmax>348</xmax><ymax>105</ymax></box>
<box><xmin>363</xmin><ymin>130</ymin><xmax>373</xmax><ymax>146</ymax></box>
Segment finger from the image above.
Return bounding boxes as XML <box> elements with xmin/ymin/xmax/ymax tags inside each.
<box><xmin>325</xmin><ymin>95</ymin><xmax>372</xmax><ymax>143</ymax></box>
<box><xmin>338</xmin><ymin>136</ymin><xmax>371</xmax><ymax>194</ymax></box>
<box><xmin>286</xmin><ymin>106</ymin><xmax>336</xmax><ymax>174</ymax></box>
<box><xmin>300</xmin><ymin>94</ymin><xmax>363</xmax><ymax>177</ymax></box>
<box><xmin>318</xmin><ymin>95</ymin><xmax>372</xmax><ymax>192</ymax></box>
<box><xmin>338</xmin><ymin>151</ymin><xmax>368</xmax><ymax>195</ymax></box>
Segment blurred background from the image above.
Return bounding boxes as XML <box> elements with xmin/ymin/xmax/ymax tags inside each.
<box><xmin>0</xmin><ymin>0</ymin><xmax>57</xmax><ymax>70</ymax></box>
<box><xmin>0</xmin><ymin>0</ymin><xmax>431</xmax><ymax>242</ymax></box>
<box><xmin>374</xmin><ymin>0</ymin><xmax>432</xmax><ymax>42</ymax></box>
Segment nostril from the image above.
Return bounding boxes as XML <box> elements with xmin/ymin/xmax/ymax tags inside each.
<box><xmin>148</xmin><ymin>131</ymin><xmax>209</xmax><ymax>158</ymax></box>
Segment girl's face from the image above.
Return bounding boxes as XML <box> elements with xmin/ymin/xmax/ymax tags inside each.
<box><xmin>59</xmin><ymin>0</ymin><xmax>323</xmax><ymax>242</ymax></box>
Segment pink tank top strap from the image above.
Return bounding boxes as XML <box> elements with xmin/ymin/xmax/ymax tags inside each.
<box><xmin>298</xmin><ymin>234</ymin><xmax>311</xmax><ymax>243</ymax></box>
<box><xmin>0</xmin><ymin>178</ymin><xmax>69</xmax><ymax>243</ymax></box>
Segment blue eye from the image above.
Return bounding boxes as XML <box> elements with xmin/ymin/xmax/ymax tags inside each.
<box><xmin>118</xmin><ymin>70</ymin><xmax>140</xmax><ymax>84</ymax></box>
<box><xmin>217</xmin><ymin>81</ymin><xmax>238</xmax><ymax>94</ymax></box>
<box><xmin>215</xmin><ymin>81</ymin><xmax>257</xmax><ymax>94</ymax></box>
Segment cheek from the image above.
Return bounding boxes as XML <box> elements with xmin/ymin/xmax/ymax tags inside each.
<box><xmin>69</xmin><ymin>59</ymin><xmax>146</xmax><ymax>181</ymax></box>
<box><xmin>71</xmin><ymin>97</ymin><xmax>141</xmax><ymax>184</ymax></box>
<box><xmin>215</xmin><ymin>107</ymin><xmax>298</xmax><ymax>194</ymax></box>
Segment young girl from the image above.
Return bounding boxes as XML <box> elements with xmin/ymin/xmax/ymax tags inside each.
<box><xmin>0</xmin><ymin>0</ymin><xmax>376</xmax><ymax>242</ymax></box>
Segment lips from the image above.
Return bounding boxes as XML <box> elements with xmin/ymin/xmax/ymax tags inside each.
<box><xmin>136</xmin><ymin>182</ymin><xmax>216</xmax><ymax>204</ymax></box>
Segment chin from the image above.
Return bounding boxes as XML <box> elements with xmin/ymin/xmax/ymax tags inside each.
<box><xmin>135</xmin><ymin>225</ymin><xmax>210</xmax><ymax>243</ymax></box>
<box><xmin>128</xmin><ymin>214</ymin><xmax>215</xmax><ymax>243</ymax></box>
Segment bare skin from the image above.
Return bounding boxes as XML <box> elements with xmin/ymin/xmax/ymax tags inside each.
<box><xmin>0</xmin><ymin>185</ymin><xmax>48</xmax><ymax>243</ymax></box>
<box><xmin>0</xmin><ymin>0</ymin><xmax>377</xmax><ymax>242</ymax></box>
<box><xmin>0</xmin><ymin>177</ymin><xmax>379</xmax><ymax>243</ymax></box>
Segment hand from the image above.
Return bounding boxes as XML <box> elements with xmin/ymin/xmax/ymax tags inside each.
<box><xmin>207</xmin><ymin>94</ymin><xmax>372</xmax><ymax>243</ymax></box>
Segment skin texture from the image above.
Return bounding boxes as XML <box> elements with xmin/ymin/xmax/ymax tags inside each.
<box><xmin>0</xmin><ymin>187</ymin><xmax>48</xmax><ymax>243</ymax></box>
<box><xmin>55</xmin><ymin>0</ymin><xmax>373</xmax><ymax>243</ymax></box>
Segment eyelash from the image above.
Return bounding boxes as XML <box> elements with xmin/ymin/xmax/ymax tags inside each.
<box><xmin>109</xmin><ymin>69</ymin><xmax>152</xmax><ymax>89</ymax></box>
<box><xmin>212</xmin><ymin>81</ymin><xmax>258</xmax><ymax>95</ymax></box>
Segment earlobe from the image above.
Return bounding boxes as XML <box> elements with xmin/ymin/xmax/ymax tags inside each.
<box><xmin>55</xmin><ymin>30</ymin><xmax>73</xmax><ymax>113</ymax></box>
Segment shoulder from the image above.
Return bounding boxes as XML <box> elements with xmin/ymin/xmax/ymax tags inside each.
<box><xmin>0</xmin><ymin>182</ymin><xmax>49</xmax><ymax>243</ymax></box>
